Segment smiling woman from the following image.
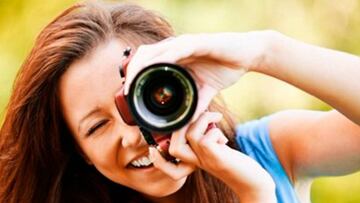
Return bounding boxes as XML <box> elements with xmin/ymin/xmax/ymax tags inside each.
<box><xmin>2</xmin><ymin>1</ymin><xmax>360</xmax><ymax>203</ymax></box>
<box><xmin>0</xmin><ymin>2</ymin><xmax>242</xmax><ymax>203</ymax></box>
<box><xmin>59</xmin><ymin>38</ymin><xmax>191</xmax><ymax>197</ymax></box>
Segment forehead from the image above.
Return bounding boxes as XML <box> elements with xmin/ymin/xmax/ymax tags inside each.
<box><xmin>59</xmin><ymin>39</ymin><xmax>125</xmax><ymax>133</ymax></box>
<box><xmin>62</xmin><ymin>39</ymin><xmax>125</xmax><ymax>88</ymax></box>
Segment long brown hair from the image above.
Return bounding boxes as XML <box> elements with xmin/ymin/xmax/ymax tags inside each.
<box><xmin>0</xmin><ymin>2</ymin><xmax>239</xmax><ymax>203</ymax></box>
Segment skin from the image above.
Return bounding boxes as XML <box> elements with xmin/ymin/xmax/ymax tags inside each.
<box><xmin>60</xmin><ymin>37</ymin><xmax>277</xmax><ymax>203</ymax></box>
<box><xmin>59</xmin><ymin>39</ymin><xmax>187</xmax><ymax>200</ymax></box>
<box><xmin>59</xmin><ymin>29</ymin><xmax>360</xmax><ymax>202</ymax></box>
<box><xmin>123</xmin><ymin>30</ymin><xmax>360</xmax><ymax>202</ymax></box>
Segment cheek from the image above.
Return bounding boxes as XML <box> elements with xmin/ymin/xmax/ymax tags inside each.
<box><xmin>81</xmin><ymin>136</ymin><xmax>120</xmax><ymax>174</ymax></box>
<box><xmin>84</xmin><ymin>140</ymin><xmax>130</xmax><ymax>186</ymax></box>
<box><xmin>81</xmin><ymin>122</ymin><xmax>121</xmax><ymax>164</ymax></box>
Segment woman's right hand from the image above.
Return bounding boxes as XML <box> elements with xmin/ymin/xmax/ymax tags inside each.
<box><xmin>149</xmin><ymin>111</ymin><xmax>277</xmax><ymax>203</ymax></box>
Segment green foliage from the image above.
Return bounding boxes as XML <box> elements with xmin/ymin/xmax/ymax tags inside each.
<box><xmin>1</xmin><ymin>0</ymin><xmax>359</xmax><ymax>202</ymax></box>
<box><xmin>312</xmin><ymin>172</ymin><xmax>360</xmax><ymax>203</ymax></box>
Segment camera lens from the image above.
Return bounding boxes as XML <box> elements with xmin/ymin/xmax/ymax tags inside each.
<box><xmin>152</xmin><ymin>85</ymin><xmax>174</xmax><ymax>107</ymax></box>
<box><xmin>144</xmin><ymin>77</ymin><xmax>183</xmax><ymax>116</ymax></box>
<box><xmin>127</xmin><ymin>63</ymin><xmax>197</xmax><ymax>133</ymax></box>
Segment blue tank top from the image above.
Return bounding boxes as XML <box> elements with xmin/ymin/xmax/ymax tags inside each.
<box><xmin>235</xmin><ymin>116</ymin><xmax>299</xmax><ymax>203</ymax></box>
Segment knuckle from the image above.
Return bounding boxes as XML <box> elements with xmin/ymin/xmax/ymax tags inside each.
<box><xmin>208</xmin><ymin>127</ymin><xmax>221</xmax><ymax>135</ymax></box>
<box><xmin>198</xmin><ymin>112</ymin><xmax>211</xmax><ymax>124</ymax></box>
<box><xmin>168</xmin><ymin>145</ymin><xmax>179</xmax><ymax>157</ymax></box>
<box><xmin>185</xmin><ymin>132</ymin><xmax>195</xmax><ymax>142</ymax></box>
<box><xmin>208</xmin><ymin>128</ymin><xmax>226</xmax><ymax>141</ymax></box>
<box><xmin>203</xmin><ymin>111</ymin><xmax>219</xmax><ymax>120</ymax></box>
<box><xmin>136</xmin><ymin>44</ymin><xmax>149</xmax><ymax>53</ymax></box>
<box><xmin>202</xmin><ymin>111</ymin><xmax>212</xmax><ymax>117</ymax></box>
<box><xmin>198</xmin><ymin>137</ymin><xmax>210</xmax><ymax>148</ymax></box>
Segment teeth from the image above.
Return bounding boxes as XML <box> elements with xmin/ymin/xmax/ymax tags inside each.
<box><xmin>131</xmin><ymin>154</ymin><xmax>153</xmax><ymax>168</ymax></box>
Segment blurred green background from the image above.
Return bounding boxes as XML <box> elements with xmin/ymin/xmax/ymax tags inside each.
<box><xmin>0</xmin><ymin>0</ymin><xmax>359</xmax><ymax>202</ymax></box>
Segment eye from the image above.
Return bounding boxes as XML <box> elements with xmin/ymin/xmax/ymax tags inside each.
<box><xmin>86</xmin><ymin>120</ymin><xmax>109</xmax><ymax>136</ymax></box>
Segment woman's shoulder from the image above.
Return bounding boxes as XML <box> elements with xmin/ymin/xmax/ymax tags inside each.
<box><xmin>235</xmin><ymin>116</ymin><xmax>273</xmax><ymax>157</ymax></box>
<box><xmin>235</xmin><ymin>115</ymin><xmax>285</xmax><ymax>177</ymax></box>
<box><xmin>235</xmin><ymin>115</ymin><xmax>301</xmax><ymax>203</ymax></box>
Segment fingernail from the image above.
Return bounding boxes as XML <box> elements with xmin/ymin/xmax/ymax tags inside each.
<box><xmin>206</xmin><ymin>122</ymin><xmax>217</xmax><ymax>132</ymax></box>
<box><xmin>148</xmin><ymin>147</ymin><xmax>156</xmax><ymax>162</ymax></box>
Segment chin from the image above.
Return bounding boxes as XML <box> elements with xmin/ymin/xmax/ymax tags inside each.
<box><xmin>142</xmin><ymin>176</ymin><xmax>187</xmax><ymax>198</ymax></box>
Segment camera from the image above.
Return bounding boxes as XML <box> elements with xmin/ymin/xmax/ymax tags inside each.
<box><xmin>115</xmin><ymin>63</ymin><xmax>198</xmax><ymax>141</ymax></box>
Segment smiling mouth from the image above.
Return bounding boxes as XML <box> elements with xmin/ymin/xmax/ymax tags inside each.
<box><xmin>128</xmin><ymin>135</ymin><xmax>173</xmax><ymax>169</ymax></box>
<box><xmin>129</xmin><ymin>153</ymin><xmax>154</xmax><ymax>169</ymax></box>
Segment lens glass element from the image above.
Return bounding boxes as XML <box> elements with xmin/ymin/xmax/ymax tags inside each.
<box><xmin>144</xmin><ymin>77</ymin><xmax>183</xmax><ymax>116</ymax></box>
<box><xmin>153</xmin><ymin>86</ymin><xmax>173</xmax><ymax>106</ymax></box>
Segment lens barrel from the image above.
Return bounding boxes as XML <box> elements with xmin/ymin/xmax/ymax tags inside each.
<box><xmin>127</xmin><ymin>63</ymin><xmax>197</xmax><ymax>133</ymax></box>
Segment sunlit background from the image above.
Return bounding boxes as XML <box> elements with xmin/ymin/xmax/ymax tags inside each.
<box><xmin>1</xmin><ymin>0</ymin><xmax>359</xmax><ymax>202</ymax></box>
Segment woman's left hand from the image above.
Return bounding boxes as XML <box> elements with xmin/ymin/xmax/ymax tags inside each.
<box><xmin>149</xmin><ymin>111</ymin><xmax>276</xmax><ymax>202</ymax></box>
<box><xmin>123</xmin><ymin>32</ymin><xmax>273</xmax><ymax>120</ymax></box>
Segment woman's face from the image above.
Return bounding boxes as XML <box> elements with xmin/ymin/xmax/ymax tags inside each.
<box><xmin>59</xmin><ymin>38</ymin><xmax>187</xmax><ymax>197</ymax></box>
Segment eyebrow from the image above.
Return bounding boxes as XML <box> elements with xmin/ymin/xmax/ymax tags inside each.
<box><xmin>78</xmin><ymin>107</ymin><xmax>102</xmax><ymax>134</ymax></box>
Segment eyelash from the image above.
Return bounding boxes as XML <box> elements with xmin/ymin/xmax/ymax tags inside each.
<box><xmin>86</xmin><ymin>120</ymin><xmax>109</xmax><ymax>136</ymax></box>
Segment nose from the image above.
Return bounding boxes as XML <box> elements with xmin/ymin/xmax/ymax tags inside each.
<box><xmin>121</xmin><ymin>126</ymin><xmax>143</xmax><ymax>148</ymax></box>
<box><xmin>113</xmin><ymin>102</ymin><xmax>143</xmax><ymax>148</ymax></box>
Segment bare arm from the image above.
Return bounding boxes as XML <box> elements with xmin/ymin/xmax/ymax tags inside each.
<box><xmin>257</xmin><ymin>32</ymin><xmax>360</xmax><ymax>125</ymax></box>
<box><xmin>269</xmin><ymin>109</ymin><xmax>360</xmax><ymax>181</ymax></box>
<box><xmin>123</xmin><ymin>30</ymin><xmax>360</xmax><ymax>182</ymax></box>
<box><xmin>257</xmin><ymin>33</ymin><xmax>360</xmax><ymax>180</ymax></box>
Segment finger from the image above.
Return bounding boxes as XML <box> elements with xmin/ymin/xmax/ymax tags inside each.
<box><xmin>149</xmin><ymin>147</ymin><xmax>196</xmax><ymax>180</ymax></box>
<box><xmin>191</xmin><ymin>84</ymin><xmax>218</xmax><ymax>123</ymax></box>
<box><xmin>189</xmin><ymin>127</ymin><xmax>229</xmax><ymax>171</ymax></box>
<box><xmin>124</xmin><ymin>43</ymin><xmax>168</xmax><ymax>95</ymax></box>
<box><xmin>169</xmin><ymin>126</ymin><xmax>199</xmax><ymax>164</ymax></box>
<box><xmin>141</xmin><ymin>43</ymin><xmax>195</xmax><ymax>68</ymax></box>
<box><xmin>158</xmin><ymin>36</ymin><xmax>176</xmax><ymax>44</ymax></box>
<box><xmin>124</xmin><ymin>35</ymin><xmax>200</xmax><ymax>95</ymax></box>
<box><xmin>217</xmin><ymin>133</ymin><xmax>229</xmax><ymax>145</ymax></box>
<box><xmin>186</xmin><ymin>112</ymin><xmax>223</xmax><ymax>148</ymax></box>
<box><xmin>171</xmin><ymin>122</ymin><xmax>189</xmax><ymax>145</ymax></box>
<box><xmin>199</xmin><ymin>127</ymin><xmax>228</xmax><ymax>150</ymax></box>
<box><xmin>205</xmin><ymin>124</ymin><xmax>228</xmax><ymax>145</ymax></box>
<box><xmin>141</xmin><ymin>34</ymin><xmax>210</xmax><ymax>70</ymax></box>
<box><xmin>123</xmin><ymin>45</ymin><xmax>153</xmax><ymax>95</ymax></box>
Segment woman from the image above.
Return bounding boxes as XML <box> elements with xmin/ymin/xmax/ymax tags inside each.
<box><xmin>0</xmin><ymin>1</ymin><xmax>359</xmax><ymax>203</ymax></box>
